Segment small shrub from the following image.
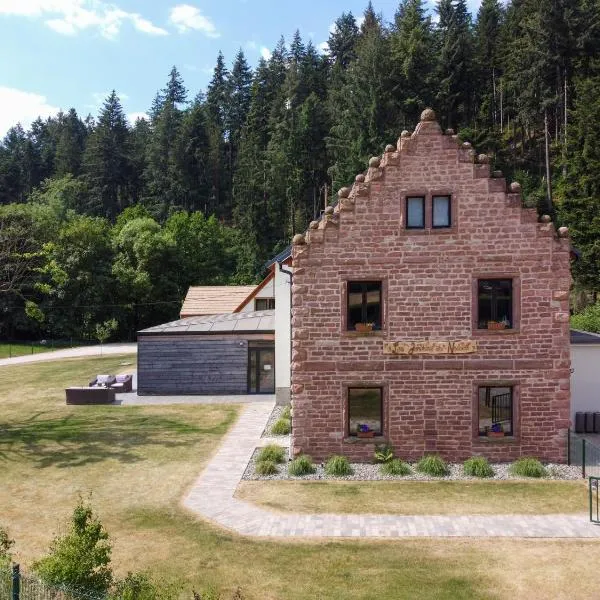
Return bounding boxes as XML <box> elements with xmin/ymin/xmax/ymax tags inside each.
<box><xmin>416</xmin><ymin>454</ymin><xmax>449</xmax><ymax>477</ymax></box>
<box><xmin>0</xmin><ymin>526</ymin><xmax>13</xmax><ymax>568</ymax></box>
<box><xmin>111</xmin><ymin>572</ymin><xmax>176</xmax><ymax>600</ymax></box>
<box><xmin>380</xmin><ymin>459</ymin><xmax>411</xmax><ymax>476</ymax></box>
<box><xmin>280</xmin><ymin>405</ymin><xmax>292</xmax><ymax>420</ymax></box>
<box><xmin>510</xmin><ymin>457</ymin><xmax>548</xmax><ymax>478</ymax></box>
<box><xmin>255</xmin><ymin>460</ymin><xmax>278</xmax><ymax>475</ymax></box>
<box><xmin>257</xmin><ymin>444</ymin><xmax>286</xmax><ymax>464</ymax></box>
<box><xmin>288</xmin><ymin>455</ymin><xmax>316</xmax><ymax>476</ymax></box>
<box><xmin>324</xmin><ymin>455</ymin><xmax>353</xmax><ymax>476</ymax></box>
<box><xmin>270</xmin><ymin>418</ymin><xmax>291</xmax><ymax>435</ymax></box>
<box><xmin>374</xmin><ymin>444</ymin><xmax>394</xmax><ymax>464</ymax></box>
<box><xmin>33</xmin><ymin>497</ymin><xmax>113</xmax><ymax>595</ymax></box>
<box><xmin>463</xmin><ymin>456</ymin><xmax>494</xmax><ymax>478</ymax></box>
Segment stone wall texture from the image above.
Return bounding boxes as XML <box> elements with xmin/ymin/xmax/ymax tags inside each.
<box><xmin>290</xmin><ymin>111</ymin><xmax>571</xmax><ymax>463</ymax></box>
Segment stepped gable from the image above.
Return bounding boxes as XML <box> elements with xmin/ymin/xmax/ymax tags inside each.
<box><xmin>291</xmin><ymin>108</ymin><xmax>570</xmax><ymax>256</ymax></box>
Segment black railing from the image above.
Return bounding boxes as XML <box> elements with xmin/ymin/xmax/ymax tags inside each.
<box><xmin>568</xmin><ymin>429</ymin><xmax>600</xmax><ymax>478</ymax></box>
<box><xmin>491</xmin><ymin>392</ymin><xmax>512</xmax><ymax>426</ymax></box>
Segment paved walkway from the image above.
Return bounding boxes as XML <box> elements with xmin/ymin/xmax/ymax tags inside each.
<box><xmin>0</xmin><ymin>343</ymin><xmax>136</xmax><ymax>367</ymax></box>
<box><xmin>183</xmin><ymin>401</ymin><xmax>600</xmax><ymax>539</ymax></box>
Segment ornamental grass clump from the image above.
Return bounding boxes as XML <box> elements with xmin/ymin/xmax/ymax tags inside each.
<box><xmin>380</xmin><ymin>458</ymin><xmax>411</xmax><ymax>476</ymax></box>
<box><xmin>324</xmin><ymin>455</ymin><xmax>353</xmax><ymax>476</ymax></box>
<box><xmin>281</xmin><ymin>405</ymin><xmax>292</xmax><ymax>420</ymax></box>
<box><xmin>270</xmin><ymin>418</ymin><xmax>291</xmax><ymax>435</ymax></box>
<box><xmin>288</xmin><ymin>454</ymin><xmax>316</xmax><ymax>476</ymax></box>
<box><xmin>374</xmin><ymin>444</ymin><xmax>394</xmax><ymax>464</ymax></box>
<box><xmin>255</xmin><ymin>460</ymin><xmax>278</xmax><ymax>476</ymax></box>
<box><xmin>257</xmin><ymin>444</ymin><xmax>286</xmax><ymax>464</ymax></box>
<box><xmin>416</xmin><ymin>454</ymin><xmax>449</xmax><ymax>477</ymax></box>
<box><xmin>463</xmin><ymin>456</ymin><xmax>495</xmax><ymax>478</ymax></box>
<box><xmin>509</xmin><ymin>457</ymin><xmax>548</xmax><ymax>478</ymax></box>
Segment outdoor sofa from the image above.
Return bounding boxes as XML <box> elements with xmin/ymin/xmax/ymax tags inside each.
<box><xmin>66</xmin><ymin>386</ymin><xmax>116</xmax><ymax>405</ymax></box>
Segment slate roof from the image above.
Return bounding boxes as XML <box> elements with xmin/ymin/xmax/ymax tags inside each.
<box><xmin>139</xmin><ymin>310</ymin><xmax>275</xmax><ymax>336</ymax></box>
<box><xmin>180</xmin><ymin>285</ymin><xmax>257</xmax><ymax>318</ymax></box>
<box><xmin>570</xmin><ymin>329</ymin><xmax>600</xmax><ymax>344</ymax></box>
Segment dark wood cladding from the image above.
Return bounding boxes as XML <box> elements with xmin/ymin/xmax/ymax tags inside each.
<box><xmin>138</xmin><ymin>337</ymin><xmax>249</xmax><ymax>395</ymax></box>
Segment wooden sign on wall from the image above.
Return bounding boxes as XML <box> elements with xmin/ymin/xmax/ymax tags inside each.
<box><xmin>382</xmin><ymin>340</ymin><xmax>478</xmax><ymax>355</ymax></box>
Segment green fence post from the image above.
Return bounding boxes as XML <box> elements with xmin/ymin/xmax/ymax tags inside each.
<box><xmin>583</xmin><ymin>439</ymin><xmax>587</xmax><ymax>479</ymax></box>
<box><xmin>11</xmin><ymin>564</ymin><xmax>20</xmax><ymax>600</ymax></box>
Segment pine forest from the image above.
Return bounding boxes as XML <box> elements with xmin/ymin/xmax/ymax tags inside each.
<box><xmin>2</xmin><ymin>0</ymin><xmax>600</xmax><ymax>341</ymax></box>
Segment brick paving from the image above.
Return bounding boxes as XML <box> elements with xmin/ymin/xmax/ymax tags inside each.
<box><xmin>182</xmin><ymin>401</ymin><xmax>600</xmax><ymax>539</ymax></box>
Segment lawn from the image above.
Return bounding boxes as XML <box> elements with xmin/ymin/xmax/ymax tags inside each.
<box><xmin>2</xmin><ymin>357</ymin><xmax>600</xmax><ymax>600</ymax></box>
<box><xmin>236</xmin><ymin>480</ymin><xmax>588</xmax><ymax>516</ymax></box>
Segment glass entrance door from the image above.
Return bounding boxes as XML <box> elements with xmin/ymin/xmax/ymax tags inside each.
<box><xmin>248</xmin><ymin>347</ymin><xmax>275</xmax><ymax>394</ymax></box>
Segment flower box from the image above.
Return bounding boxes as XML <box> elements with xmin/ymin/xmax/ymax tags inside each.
<box><xmin>487</xmin><ymin>431</ymin><xmax>505</xmax><ymax>438</ymax></box>
<box><xmin>487</xmin><ymin>321</ymin><xmax>506</xmax><ymax>330</ymax></box>
<box><xmin>357</xmin><ymin>430</ymin><xmax>375</xmax><ymax>438</ymax></box>
<box><xmin>355</xmin><ymin>323</ymin><xmax>374</xmax><ymax>333</ymax></box>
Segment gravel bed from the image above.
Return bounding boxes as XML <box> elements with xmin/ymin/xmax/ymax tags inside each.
<box><xmin>261</xmin><ymin>404</ymin><xmax>290</xmax><ymax>438</ymax></box>
<box><xmin>242</xmin><ymin>449</ymin><xmax>582</xmax><ymax>481</ymax></box>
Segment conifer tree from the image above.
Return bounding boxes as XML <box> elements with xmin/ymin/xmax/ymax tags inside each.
<box><xmin>82</xmin><ymin>91</ymin><xmax>131</xmax><ymax>221</ymax></box>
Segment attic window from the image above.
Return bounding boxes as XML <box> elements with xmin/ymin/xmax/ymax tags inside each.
<box><xmin>255</xmin><ymin>298</ymin><xmax>275</xmax><ymax>311</ymax></box>
<box><xmin>406</xmin><ymin>197</ymin><xmax>425</xmax><ymax>229</ymax></box>
<box><xmin>432</xmin><ymin>195</ymin><xmax>451</xmax><ymax>228</ymax></box>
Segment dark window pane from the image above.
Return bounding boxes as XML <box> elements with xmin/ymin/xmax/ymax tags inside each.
<box><xmin>407</xmin><ymin>197</ymin><xmax>425</xmax><ymax>228</ymax></box>
<box><xmin>255</xmin><ymin>298</ymin><xmax>275</xmax><ymax>310</ymax></box>
<box><xmin>477</xmin><ymin>279</ymin><xmax>513</xmax><ymax>329</ymax></box>
<box><xmin>432</xmin><ymin>196</ymin><xmax>451</xmax><ymax>228</ymax></box>
<box><xmin>347</xmin><ymin>281</ymin><xmax>382</xmax><ymax>329</ymax></box>
<box><xmin>349</xmin><ymin>388</ymin><xmax>382</xmax><ymax>435</ymax></box>
<box><xmin>479</xmin><ymin>386</ymin><xmax>513</xmax><ymax>436</ymax></box>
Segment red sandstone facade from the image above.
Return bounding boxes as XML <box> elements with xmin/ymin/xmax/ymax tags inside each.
<box><xmin>290</xmin><ymin>109</ymin><xmax>571</xmax><ymax>464</ymax></box>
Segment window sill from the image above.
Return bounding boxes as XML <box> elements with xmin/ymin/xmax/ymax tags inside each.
<box><xmin>472</xmin><ymin>328</ymin><xmax>520</xmax><ymax>336</ymax></box>
<box><xmin>344</xmin><ymin>436</ymin><xmax>387</xmax><ymax>444</ymax></box>
<box><xmin>343</xmin><ymin>330</ymin><xmax>386</xmax><ymax>338</ymax></box>
<box><xmin>475</xmin><ymin>436</ymin><xmax>518</xmax><ymax>443</ymax></box>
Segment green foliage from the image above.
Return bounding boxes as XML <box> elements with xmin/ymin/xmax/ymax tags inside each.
<box><xmin>463</xmin><ymin>456</ymin><xmax>494</xmax><ymax>478</ymax></box>
<box><xmin>256</xmin><ymin>444</ymin><xmax>286</xmax><ymax>464</ymax></box>
<box><xmin>111</xmin><ymin>572</ymin><xmax>176</xmax><ymax>600</ymax></box>
<box><xmin>416</xmin><ymin>454</ymin><xmax>449</xmax><ymax>477</ymax></box>
<box><xmin>510</xmin><ymin>458</ymin><xmax>548</xmax><ymax>478</ymax></box>
<box><xmin>288</xmin><ymin>455</ymin><xmax>316</xmax><ymax>476</ymax></box>
<box><xmin>571</xmin><ymin>301</ymin><xmax>600</xmax><ymax>333</ymax></box>
<box><xmin>255</xmin><ymin>460</ymin><xmax>278</xmax><ymax>475</ymax></box>
<box><xmin>0</xmin><ymin>526</ymin><xmax>14</xmax><ymax>567</ymax></box>
<box><xmin>324</xmin><ymin>455</ymin><xmax>353</xmax><ymax>476</ymax></box>
<box><xmin>33</xmin><ymin>497</ymin><xmax>113</xmax><ymax>595</ymax></box>
<box><xmin>95</xmin><ymin>319</ymin><xmax>118</xmax><ymax>345</ymax></box>
<box><xmin>280</xmin><ymin>405</ymin><xmax>292</xmax><ymax>420</ymax></box>
<box><xmin>374</xmin><ymin>444</ymin><xmax>394</xmax><ymax>464</ymax></box>
<box><xmin>380</xmin><ymin>459</ymin><xmax>412</xmax><ymax>476</ymax></box>
<box><xmin>270</xmin><ymin>418</ymin><xmax>291</xmax><ymax>435</ymax></box>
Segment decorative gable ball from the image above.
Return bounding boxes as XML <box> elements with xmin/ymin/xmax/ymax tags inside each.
<box><xmin>421</xmin><ymin>108</ymin><xmax>436</xmax><ymax>121</ymax></box>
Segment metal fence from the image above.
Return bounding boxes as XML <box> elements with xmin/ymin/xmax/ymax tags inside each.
<box><xmin>0</xmin><ymin>340</ymin><xmax>96</xmax><ymax>359</ymax></box>
<box><xmin>0</xmin><ymin>565</ymin><xmax>103</xmax><ymax>600</ymax></box>
<box><xmin>568</xmin><ymin>429</ymin><xmax>600</xmax><ymax>478</ymax></box>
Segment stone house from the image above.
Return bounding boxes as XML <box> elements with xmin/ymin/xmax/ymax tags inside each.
<box><xmin>289</xmin><ymin>109</ymin><xmax>572</xmax><ymax>463</ymax></box>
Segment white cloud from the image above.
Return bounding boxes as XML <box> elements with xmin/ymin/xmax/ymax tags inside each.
<box><xmin>260</xmin><ymin>46</ymin><xmax>272</xmax><ymax>60</ymax></box>
<box><xmin>127</xmin><ymin>111</ymin><xmax>148</xmax><ymax>124</ymax></box>
<box><xmin>328</xmin><ymin>22</ymin><xmax>337</xmax><ymax>35</ymax></box>
<box><xmin>0</xmin><ymin>86</ymin><xmax>59</xmax><ymax>137</ymax></box>
<box><xmin>169</xmin><ymin>4</ymin><xmax>219</xmax><ymax>38</ymax></box>
<box><xmin>317</xmin><ymin>41</ymin><xmax>329</xmax><ymax>55</ymax></box>
<box><xmin>0</xmin><ymin>0</ymin><xmax>168</xmax><ymax>39</ymax></box>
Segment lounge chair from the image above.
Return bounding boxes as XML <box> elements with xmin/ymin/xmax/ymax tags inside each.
<box><xmin>110</xmin><ymin>374</ymin><xmax>133</xmax><ymax>393</ymax></box>
<box><xmin>89</xmin><ymin>374</ymin><xmax>116</xmax><ymax>387</ymax></box>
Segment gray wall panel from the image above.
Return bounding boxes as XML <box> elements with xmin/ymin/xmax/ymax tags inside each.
<box><xmin>137</xmin><ymin>338</ymin><xmax>249</xmax><ymax>395</ymax></box>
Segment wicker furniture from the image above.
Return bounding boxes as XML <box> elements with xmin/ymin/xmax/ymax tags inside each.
<box><xmin>66</xmin><ymin>387</ymin><xmax>116</xmax><ymax>405</ymax></box>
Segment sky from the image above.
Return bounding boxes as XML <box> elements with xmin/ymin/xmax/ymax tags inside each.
<box><xmin>0</xmin><ymin>0</ymin><xmax>482</xmax><ymax>137</ymax></box>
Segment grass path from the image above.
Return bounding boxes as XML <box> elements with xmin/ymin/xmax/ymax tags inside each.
<box><xmin>236</xmin><ymin>480</ymin><xmax>588</xmax><ymax>516</ymax></box>
<box><xmin>2</xmin><ymin>356</ymin><xmax>600</xmax><ymax>599</ymax></box>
